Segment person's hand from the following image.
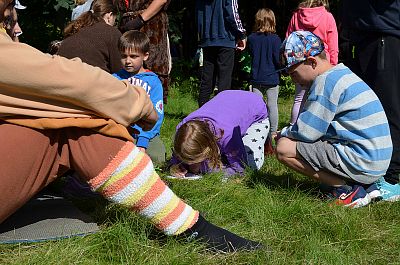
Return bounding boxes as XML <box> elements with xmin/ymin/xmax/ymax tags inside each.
<box><xmin>120</xmin><ymin>15</ymin><xmax>145</xmax><ymax>32</ymax></box>
<box><xmin>188</xmin><ymin>163</ymin><xmax>202</xmax><ymax>174</ymax></box>
<box><xmin>138</xmin><ymin>147</ymin><xmax>146</xmax><ymax>153</ymax></box>
<box><xmin>274</xmin><ymin>131</ymin><xmax>282</xmax><ymax>142</ymax></box>
<box><xmin>135</xmin><ymin>107</ymin><xmax>158</xmax><ymax>131</ymax></box>
<box><xmin>170</xmin><ymin>164</ymin><xmax>187</xmax><ymax>178</ymax></box>
<box><xmin>236</xmin><ymin>38</ymin><xmax>246</xmax><ymax>51</ymax></box>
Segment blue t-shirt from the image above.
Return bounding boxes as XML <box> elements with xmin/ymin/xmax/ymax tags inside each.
<box><xmin>113</xmin><ymin>69</ymin><xmax>164</xmax><ymax>149</ymax></box>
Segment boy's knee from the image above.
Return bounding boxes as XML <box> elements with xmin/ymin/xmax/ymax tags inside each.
<box><xmin>275</xmin><ymin>137</ymin><xmax>295</xmax><ymax>162</ymax></box>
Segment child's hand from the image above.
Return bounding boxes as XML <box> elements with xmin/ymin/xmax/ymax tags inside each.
<box><xmin>236</xmin><ymin>38</ymin><xmax>247</xmax><ymax>51</ymax></box>
<box><xmin>170</xmin><ymin>164</ymin><xmax>187</xmax><ymax>178</ymax></box>
<box><xmin>274</xmin><ymin>131</ymin><xmax>282</xmax><ymax>142</ymax></box>
<box><xmin>138</xmin><ymin>147</ymin><xmax>146</xmax><ymax>153</ymax></box>
<box><xmin>188</xmin><ymin>163</ymin><xmax>202</xmax><ymax>174</ymax></box>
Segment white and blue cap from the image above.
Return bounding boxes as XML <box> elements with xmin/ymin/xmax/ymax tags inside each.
<box><xmin>279</xmin><ymin>30</ymin><xmax>325</xmax><ymax>71</ymax></box>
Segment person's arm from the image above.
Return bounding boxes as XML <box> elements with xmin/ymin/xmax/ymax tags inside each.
<box><xmin>219</xmin><ymin>127</ymin><xmax>247</xmax><ymax>176</ymax></box>
<box><xmin>0</xmin><ymin>35</ymin><xmax>155</xmax><ymax>127</ymax></box>
<box><xmin>121</xmin><ymin>0</ymin><xmax>168</xmax><ymax>31</ymax></box>
<box><xmin>281</xmin><ymin>87</ymin><xmax>337</xmax><ymax>142</ymax></box>
<box><xmin>222</xmin><ymin>0</ymin><xmax>246</xmax><ymax>41</ymax></box>
<box><xmin>133</xmin><ymin>77</ymin><xmax>164</xmax><ymax>148</ymax></box>
<box><xmin>326</xmin><ymin>12</ymin><xmax>339</xmax><ymax>65</ymax></box>
<box><xmin>140</xmin><ymin>0</ymin><xmax>168</xmax><ymax>22</ymax></box>
<box><xmin>273</xmin><ymin>35</ymin><xmax>282</xmax><ymax>69</ymax></box>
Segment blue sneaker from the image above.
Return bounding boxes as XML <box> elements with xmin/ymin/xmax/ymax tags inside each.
<box><xmin>330</xmin><ymin>185</ymin><xmax>371</xmax><ymax>208</ymax></box>
<box><xmin>369</xmin><ymin>178</ymin><xmax>400</xmax><ymax>202</ymax></box>
<box><xmin>365</xmin><ymin>182</ymin><xmax>381</xmax><ymax>201</ymax></box>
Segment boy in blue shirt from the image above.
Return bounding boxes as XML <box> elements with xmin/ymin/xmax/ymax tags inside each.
<box><xmin>275</xmin><ymin>31</ymin><xmax>393</xmax><ymax>208</ymax></box>
<box><xmin>113</xmin><ymin>30</ymin><xmax>166</xmax><ymax>164</ymax></box>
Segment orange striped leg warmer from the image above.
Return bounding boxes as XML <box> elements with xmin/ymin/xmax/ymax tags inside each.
<box><xmin>88</xmin><ymin>142</ymin><xmax>199</xmax><ymax>235</ymax></box>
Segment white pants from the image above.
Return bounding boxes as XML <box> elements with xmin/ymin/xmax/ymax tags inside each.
<box><xmin>242</xmin><ymin>118</ymin><xmax>270</xmax><ymax>170</ymax></box>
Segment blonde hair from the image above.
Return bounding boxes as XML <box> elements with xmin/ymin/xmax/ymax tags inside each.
<box><xmin>173</xmin><ymin>120</ymin><xmax>223</xmax><ymax>169</ymax></box>
<box><xmin>253</xmin><ymin>8</ymin><xmax>276</xmax><ymax>33</ymax></box>
<box><xmin>298</xmin><ymin>0</ymin><xmax>329</xmax><ymax>9</ymax></box>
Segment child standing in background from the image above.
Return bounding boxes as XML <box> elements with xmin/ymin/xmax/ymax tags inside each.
<box><xmin>248</xmin><ymin>8</ymin><xmax>282</xmax><ymax>136</ymax></box>
<box><xmin>170</xmin><ymin>90</ymin><xmax>269</xmax><ymax>179</ymax></box>
<box><xmin>113</xmin><ymin>30</ymin><xmax>166</xmax><ymax>164</ymax></box>
<box><xmin>71</xmin><ymin>0</ymin><xmax>93</xmax><ymax>21</ymax></box>
<box><xmin>286</xmin><ymin>0</ymin><xmax>338</xmax><ymax>124</ymax></box>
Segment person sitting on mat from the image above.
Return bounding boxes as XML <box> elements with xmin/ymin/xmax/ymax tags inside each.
<box><xmin>0</xmin><ymin>0</ymin><xmax>262</xmax><ymax>252</ymax></box>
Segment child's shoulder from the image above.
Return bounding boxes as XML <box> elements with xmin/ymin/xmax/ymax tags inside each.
<box><xmin>249</xmin><ymin>32</ymin><xmax>281</xmax><ymax>40</ymax></box>
<box><xmin>135</xmin><ymin>70</ymin><xmax>162</xmax><ymax>86</ymax></box>
<box><xmin>136</xmin><ymin>70</ymin><xmax>159</xmax><ymax>79</ymax></box>
<box><xmin>113</xmin><ymin>69</ymin><xmax>132</xmax><ymax>80</ymax></box>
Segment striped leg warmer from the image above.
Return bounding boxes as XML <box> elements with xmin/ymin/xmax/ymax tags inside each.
<box><xmin>88</xmin><ymin>142</ymin><xmax>199</xmax><ymax>235</ymax></box>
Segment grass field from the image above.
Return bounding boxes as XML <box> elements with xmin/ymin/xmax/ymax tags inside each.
<box><xmin>1</xmin><ymin>80</ymin><xmax>400</xmax><ymax>265</ymax></box>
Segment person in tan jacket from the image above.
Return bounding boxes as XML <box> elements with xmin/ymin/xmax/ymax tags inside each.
<box><xmin>0</xmin><ymin>0</ymin><xmax>262</xmax><ymax>252</ymax></box>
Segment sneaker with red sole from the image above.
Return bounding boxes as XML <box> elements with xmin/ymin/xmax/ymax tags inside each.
<box><xmin>330</xmin><ymin>185</ymin><xmax>371</xmax><ymax>208</ymax></box>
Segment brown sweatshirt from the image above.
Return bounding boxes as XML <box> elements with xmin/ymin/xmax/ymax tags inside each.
<box><xmin>0</xmin><ymin>31</ymin><xmax>155</xmax><ymax>141</ymax></box>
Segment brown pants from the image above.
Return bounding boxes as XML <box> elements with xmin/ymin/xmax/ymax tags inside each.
<box><xmin>0</xmin><ymin>122</ymin><xmax>126</xmax><ymax>223</ymax></box>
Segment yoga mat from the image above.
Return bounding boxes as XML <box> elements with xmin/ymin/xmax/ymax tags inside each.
<box><xmin>0</xmin><ymin>192</ymin><xmax>99</xmax><ymax>244</ymax></box>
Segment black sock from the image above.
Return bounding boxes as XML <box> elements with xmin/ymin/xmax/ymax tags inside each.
<box><xmin>182</xmin><ymin>215</ymin><xmax>263</xmax><ymax>252</ymax></box>
<box><xmin>384</xmin><ymin>173</ymin><xmax>400</xmax><ymax>185</ymax></box>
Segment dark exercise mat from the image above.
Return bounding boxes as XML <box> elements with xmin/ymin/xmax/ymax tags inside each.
<box><xmin>0</xmin><ymin>192</ymin><xmax>99</xmax><ymax>244</ymax></box>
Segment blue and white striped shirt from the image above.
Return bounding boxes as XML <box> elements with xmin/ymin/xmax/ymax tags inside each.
<box><xmin>281</xmin><ymin>64</ymin><xmax>392</xmax><ymax>178</ymax></box>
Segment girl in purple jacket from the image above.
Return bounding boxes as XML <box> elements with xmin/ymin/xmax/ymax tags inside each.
<box><xmin>170</xmin><ymin>90</ymin><xmax>270</xmax><ymax>179</ymax></box>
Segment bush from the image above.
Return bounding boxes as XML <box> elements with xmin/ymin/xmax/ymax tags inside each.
<box><xmin>279</xmin><ymin>75</ymin><xmax>295</xmax><ymax>99</ymax></box>
<box><xmin>170</xmin><ymin>59</ymin><xmax>200</xmax><ymax>98</ymax></box>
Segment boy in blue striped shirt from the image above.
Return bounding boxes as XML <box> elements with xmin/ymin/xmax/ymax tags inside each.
<box><xmin>275</xmin><ymin>31</ymin><xmax>393</xmax><ymax>208</ymax></box>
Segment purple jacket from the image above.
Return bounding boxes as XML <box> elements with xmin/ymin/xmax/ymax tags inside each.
<box><xmin>172</xmin><ymin>90</ymin><xmax>268</xmax><ymax>176</ymax></box>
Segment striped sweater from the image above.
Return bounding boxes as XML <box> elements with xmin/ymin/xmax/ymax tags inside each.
<box><xmin>281</xmin><ymin>64</ymin><xmax>392</xmax><ymax>179</ymax></box>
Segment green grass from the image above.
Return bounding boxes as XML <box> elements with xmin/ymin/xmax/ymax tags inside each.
<box><xmin>1</xmin><ymin>83</ymin><xmax>400</xmax><ymax>265</ymax></box>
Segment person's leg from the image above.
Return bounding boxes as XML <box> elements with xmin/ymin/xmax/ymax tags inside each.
<box><xmin>145</xmin><ymin>136</ymin><xmax>166</xmax><ymax>165</ymax></box>
<box><xmin>0</xmin><ymin>122</ymin><xmax>65</xmax><ymax>223</ymax></box>
<box><xmin>216</xmin><ymin>47</ymin><xmax>235</xmax><ymax>92</ymax></box>
<box><xmin>198</xmin><ymin>47</ymin><xmax>217</xmax><ymax>107</ymax></box>
<box><xmin>290</xmin><ymin>84</ymin><xmax>306</xmax><ymax>125</ymax></box>
<box><xmin>265</xmin><ymin>85</ymin><xmax>279</xmax><ymax>134</ymax></box>
<box><xmin>275</xmin><ymin>137</ymin><xmax>372</xmax><ymax>207</ymax></box>
<box><xmin>66</xmin><ymin>128</ymin><xmax>261</xmax><ymax>252</ymax></box>
<box><xmin>251</xmin><ymin>86</ymin><xmax>264</xmax><ymax>98</ymax></box>
<box><xmin>275</xmin><ymin>137</ymin><xmax>346</xmax><ymax>186</ymax></box>
<box><xmin>242</xmin><ymin>118</ymin><xmax>270</xmax><ymax>170</ymax></box>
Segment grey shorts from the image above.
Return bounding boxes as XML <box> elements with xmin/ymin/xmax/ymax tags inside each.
<box><xmin>296</xmin><ymin>140</ymin><xmax>351</xmax><ymax>181</ymax></box>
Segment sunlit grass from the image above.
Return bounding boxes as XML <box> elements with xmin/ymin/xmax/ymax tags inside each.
<box><xmin>1</xmin><ymin>83</ymin><xmax>399</xmax><ymax>265</ymax></box>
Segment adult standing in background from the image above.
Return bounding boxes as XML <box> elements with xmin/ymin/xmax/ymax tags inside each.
<box><xmin>196</xmin><ymin>0</ymin><xmax>247</xmax><ymax>107</ymax></box>
<box><xmin>339</xmin><ymin>0</ymin><xmax>400</xmax><ymax>201</ymax></box>
<box><xmin>58</xmin><ymin>0</ymin><xmax>121</xmax><ymax>73</ymax></box>
<box><xmin>71</xmin><ymin>0</ymin><xmax>94</xmax><ymax>21</ymax></box>
<box><xmin>118</xmin><ymin>0</ymin><xmax>171</xmax><ymax>103</ymax></box>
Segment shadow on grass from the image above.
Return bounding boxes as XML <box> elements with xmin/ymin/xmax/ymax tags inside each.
<box><xmin>245</xmin><ymin>169</ymin><xmax>322</xmax><ymax>197</ymax></box>
<box><xmin>164</xmin><ymin>112</ymin><xmax>188</xmax><ymax>120</ymax></box>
